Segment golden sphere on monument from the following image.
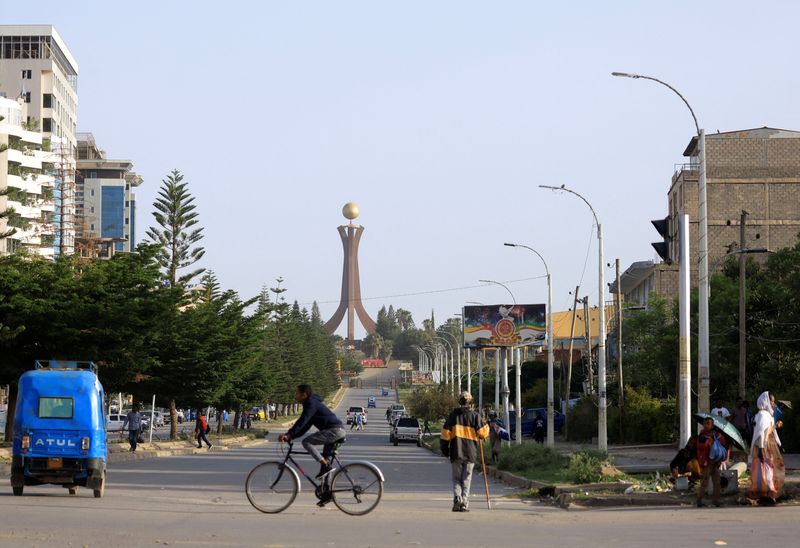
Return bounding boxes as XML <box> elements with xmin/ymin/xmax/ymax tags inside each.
<box><xmin>342</xmin><ymin>202</ymin><xmax>360</xmax><ymax>220</ymax></box>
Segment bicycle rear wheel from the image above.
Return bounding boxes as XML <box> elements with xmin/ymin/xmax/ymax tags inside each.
<box><xmin>245</xmin><ymin>461</ymin><xmax>300</xmax><ymax>513</ymax></box>
<box><xmin>330</xmin><ymin>463</ymin><xmax>383</xmax><ymax>515</ymax></box>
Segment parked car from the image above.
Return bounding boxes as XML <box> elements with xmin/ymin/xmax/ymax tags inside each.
<box><xmin>140</xmin><ymin>410</ymin><xmax>165</xmax><ymax>428</ymax></box>
<box><xmin>508</xmin><ymin>408</ymin><xmax>565</xmax><ymax>439</ymax></box>
<box><xmin>390</xmin><ymin>416</ymin><xmax>421</xmax><ymax>447</ymax></box>
<box><xmin>367</xmin><ymin>397</ymin><xmax>377</xmax><ymax>408</ymax></box>
<box><xmin>106</xmin><ymin>413</ymin><xmax>126</xmax><ymax>430</ymax></box>
<box><xmin>346</xmin><ymin>406</ymin><xmax>368</xmax><ymax>425</ymax></box>
<box><xmin>388</xmin><ymin>404</ymin><xmax>406</xmax><ymax>423</ymax></box>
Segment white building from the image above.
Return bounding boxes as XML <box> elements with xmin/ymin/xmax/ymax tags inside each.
<box><xmin>0</xmin><ymin>25</ymin><xmax>79</xmax><ymax>255</ymax></box>
<box><xmin>0</xmin><ymin>96</ymin><xmax>56</xmax><ymax>257</ymax></box>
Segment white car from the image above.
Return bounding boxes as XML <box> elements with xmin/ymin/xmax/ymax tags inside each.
<box><xmin>141</xmin><ymin>410</ymin><xmax>165</xmax><ymax>427</ymax></box>
<box><xmin>390</xmin><ymin>416</ymin><xmax>422</xmax><ymax>446</ymax></box>
<box><xmin>107</xmin><ymin>412</ymin><xmax>150</xmax><ymax>430</ymax></box>
<box><xmin>346</xmin><ymin>406</ymin><xmax>368</xmax><ymax>425</ymax></box>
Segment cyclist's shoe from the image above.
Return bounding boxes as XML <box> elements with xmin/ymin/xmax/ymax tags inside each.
<box><xmin>316</xmin><ymin>491</ymin><xmax>333</xmax><ymax>507</ymax></box>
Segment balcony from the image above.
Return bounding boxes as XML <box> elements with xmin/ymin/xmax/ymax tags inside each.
<box><xmin>672</xmin><ymin>163</ymin><xmax>699</xmax><ymax>185</ymax></box>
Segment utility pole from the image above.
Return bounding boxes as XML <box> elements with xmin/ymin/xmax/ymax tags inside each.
<box><xmin>564</xmin><ymin>286</ymin><xmax>580</xmax><ymax>438</ymax></box>
<box><xmin>739</xmin><ymin>210</ymin><xmax>749</xmax><ymax>399</ymax></box>
<box><xmin>616</xmin><ymin>259</ymin><xmax>624</xmax><ymax>407</ymax></box>
<box><xmin>583</xmin><ymin>296</ymin><xmax>592</xmax><ymax>394</ymax></box>
<box><xmin>494</xmin><ymin>349</ymin><xmax>500</xmax><ymax>412</ymax></box>
<box><xmin>678</xmin><ymin>214</ymin><xmax>692</xmax><ymax>447</ymax></box>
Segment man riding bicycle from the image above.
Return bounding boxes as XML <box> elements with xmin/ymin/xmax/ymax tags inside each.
<box><xmin>277</xmin><ymin>384</ymin><xmax>346</xmax><ymax>486</ymax></box>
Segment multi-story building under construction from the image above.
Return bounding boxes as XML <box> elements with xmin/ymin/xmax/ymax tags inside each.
<box><xmin>0</xmin><ymin>25</ymin><xmax>79</xmax><ymax>256</ymax></box>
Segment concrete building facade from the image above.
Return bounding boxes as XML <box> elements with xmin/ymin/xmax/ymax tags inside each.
<box><xmin>76</xmin><ymin>133</ymin><xmax>141</xmax><ymax>255</ymax></box>
<box><xmin>618</xmin><ymin>127</ymin><xmax>800</xmax><ymax>307</ymax></box>
<box><xmin>0</xmin><ymin>96</ymin><xmax>56</xmax><ymax>256</ymax></box>
<box><xmin>0</xmin><ymin>25</ymin><xmax>79</xmax><ymax>255</ymax></box>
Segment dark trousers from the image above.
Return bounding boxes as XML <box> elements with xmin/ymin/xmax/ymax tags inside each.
<box><xmin>697</xmin><ymin>462</ymin><xmax>721</xmax><ymax>502</ymax></box>
<box><xmin>128</xmin><ymin>429</ymin><xmax>139</xmax><ymax>451</ymax></box>
<box><xmin>197</xmin><ymin>431</ymin><xmax>211</xmax><ymax>447</ymax></box>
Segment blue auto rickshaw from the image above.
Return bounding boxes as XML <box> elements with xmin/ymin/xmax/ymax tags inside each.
<box><xmin>11</xmin><ymin>360</ymin><xmax>107</xmax><ymax>498</ymax></box>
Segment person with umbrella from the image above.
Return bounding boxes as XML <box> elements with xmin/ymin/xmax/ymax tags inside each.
<box><xmin>747</xmin><ymin>391</ymin><xmax>785</xmax><ymax>503</ymax></box>
<box><xmin>695</xmin><ymin>416</ymin><xmax>729</xmax><ymax>507</ymax></box>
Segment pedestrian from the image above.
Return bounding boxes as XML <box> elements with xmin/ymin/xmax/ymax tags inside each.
<box><xmin>195</xmin><ymin>410</ymin><xmax>213</xmax><ymax>450</ymax></box>
<box><xmin>246</xmin><ymin>410</ymin><xmax>253</xmax><ymax>429</ymax></box>
<box><xmin>356</xmin><ymin>412</ymin><xmax>365</xmax><ymax>431</ymax></box>
<box><xmin>423</xmin><ymin>418</ymin><xmax>432</xmax><ymax>435</ymax></box>
<box><xmin>670</xmin><ymin>435</ymin><xmax>700</xmax><ymax>481</ymax></box>
<box><xmin>747</xmin><ymin>391</ymin><xmax>785</xmax><ymax>503</ymax></box>
<box><xmin>240</xmin><ymin>410</ymin><xmax>248</xmax><ymax>430</ymax></box>
<box><xmin>729</xmin><ymin>397</ymin><xmax>750</xmax><ymax>444</ymax></box>
<box><xmin>385</xmin><ymin>407</ymin><xmax>391</xmax><ymax>423</ymax></box>
<box><xmin>533</xmin><ymin>412</ymin><xmax>545</xmax><ymax>444</ymax></box>
<box><xmin>441</xmin><ymin>391</ymin><xmax>489</xmax><ymax>512</ymax></box>
<box><xmin>121</xmin><ymin>403</ymin><xmax>142</xmax><ymax>453</ymax></box>
<box><xmin>696</xmin><ymin>416</ymin><xmax>729</xmax><ymax>507</ymax></box>
<box><xmin>487</xmin><ymin>411</ymin><xmax>505</xmax><ymax>464</ymax></box>
<box><xmin>710</xmin><ymin>398</ymin><xmax>731</xmax><ymax>419</ymax></box>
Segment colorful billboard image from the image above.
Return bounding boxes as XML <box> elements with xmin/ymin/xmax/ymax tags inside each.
<box><xmin>463</xmin><ymin>304</ymin><xmax>546</xmax><ymax>348</ymax></box>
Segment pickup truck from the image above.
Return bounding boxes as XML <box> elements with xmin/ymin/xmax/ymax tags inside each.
<box><xmin>390</xmin><ymin>416</ymin><xmax>421</xmax><ymax>447</ymax></box>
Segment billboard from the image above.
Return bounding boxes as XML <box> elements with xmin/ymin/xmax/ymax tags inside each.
<box><xmin>411</xmin><ymin>371</ymin><xmax>435</xmax><ymax>385</ymax></box>
<box><xmin>463</xmin><ymin>304</ymin><xmax>546</xmax><ymax>348</ymax></box>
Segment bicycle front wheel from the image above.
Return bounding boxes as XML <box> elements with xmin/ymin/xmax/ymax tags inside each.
<box><xmin>245</xmin><ymin>461</ymin><xmax>300</xmax><ymax>513</ymax></box>
<box><xmin>331</xmin><ymin>463</ymin><xmax>383</xmax><ymax>516</ymax></box>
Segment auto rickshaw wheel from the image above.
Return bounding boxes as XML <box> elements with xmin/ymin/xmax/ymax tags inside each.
<box><xmin>68</xmin><ymin>486</ymin><xmax>78</xmax><ymax>495</ymax></box>
<box><xmin>93</xmin><ymin>471</ymin><xmax>106</xmax><ymax>498</ymax></box>
<box><xmin>12</xmin><ymin>486</ymin><xmax>23</xmax><ymax>496</ymax></box>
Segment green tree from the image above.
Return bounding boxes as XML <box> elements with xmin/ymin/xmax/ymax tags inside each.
<box><xmin>145</xmin><ymin>169</ymin><xmax>205</xmax><ymax>288</ymax></box>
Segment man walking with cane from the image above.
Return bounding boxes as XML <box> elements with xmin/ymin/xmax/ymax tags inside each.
<box><xmin>441</xmin><ymin>391</ymin><xmax>489</xmax><ymax>512</ymax></box>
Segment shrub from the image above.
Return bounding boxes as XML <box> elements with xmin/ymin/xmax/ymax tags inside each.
<box><xmin>565</xmin><ymin>386</ymin><xmax>677</xmax><ymax>444</ymax></box>
<box><xmin>496</xmin><ymin>442</ymin><xmax>567</xmax><ymax>474</ymax></box>
<box><xmin>567</xmin><ymin>450</ymin><xmax>610</xmax><ymax>484</ymax></box>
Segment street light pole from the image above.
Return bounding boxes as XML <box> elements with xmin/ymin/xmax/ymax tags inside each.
<box><xmin>479</xmin><ymin>278</ymin><xmax>517</xmax><ymax>445</ymax></box>
<box><xmin>434</xmin><ymin>337</ymin><xmax>454</xmax><ymax>393</ymax></box>
<box><xmin>540</xmin><ymin>185</ymin><xmax>607</xmax><ymax>451</ymax></box>
<box><xmin>612</xmin><ymin>71</ymin><xmax>710</xmax><ymax>413</ymax></box>
<box><xmin>441</xmin><ymin>331</ymin><xmax>461</xmax><ymax>392</ymax></box>
<box><xmin>505</xmin><ymin>242</ymin><xmax>555</xmax><ymax>448</ymax></box>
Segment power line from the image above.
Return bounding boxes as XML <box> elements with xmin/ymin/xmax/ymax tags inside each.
<box><xmin>299</xmin><ymin>275</ymin><xmax>547</xmax><ymax>307</ymax></box>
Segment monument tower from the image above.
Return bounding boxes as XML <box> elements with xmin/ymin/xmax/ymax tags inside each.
<box><xmin>324</xmin><ymin>203</ymin><xmax>376</xmax><ymax>340</ymax></box>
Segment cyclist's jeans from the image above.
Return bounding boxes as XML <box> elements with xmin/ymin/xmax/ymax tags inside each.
<box><xmin>302</xmin><ymin>427</ymin><xmax>346</xmax><ymax>463</ymax></box>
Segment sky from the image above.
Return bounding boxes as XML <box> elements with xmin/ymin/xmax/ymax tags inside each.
<box><xmin>12</xmin><ymin>1</ymin><xmax>800</xmax><ymax>338</ymax></box>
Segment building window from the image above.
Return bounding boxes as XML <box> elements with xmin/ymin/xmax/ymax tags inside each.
<box><xmin>90</xmin><ymin>206</ymin><xmax>95</xmax><ymax>213</ymax></box>
<box><xmin>24</xmin><ymin>91</ymin><xmax>31</xmax><ymax>103</ymax></box>
<box><xmin>21</xmin><ymin>69</ymin><xmax>32</xmax><ymax>79</ymax></box>
<box><xmin>42</xmin><ymin>118</ymin><xmax>52</xmax><ymax>132</ymax></box>
<box><xmin>125</xmin><ymin>217</ymin><xmax>129</xmax><ymax>225</ymax></box>
<box><xmin>43</xmin><ymin>93</ymin><xmax>52</xmax><ymax>108</ymax></box>
<box><xmin>90</xmin><ymin>224</ymin><xmax>95</xmax><ymax>231</ymax></box>
<box><xmin>91</xmin><ymin>189</ymin><xmax>95</xmax><ymax>196</ymax></box>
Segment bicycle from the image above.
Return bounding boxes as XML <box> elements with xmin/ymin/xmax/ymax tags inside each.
<box><xmin>245</xmin><ymin>439</ymin><xmax>384</xmax><ymax>515</ymax></box>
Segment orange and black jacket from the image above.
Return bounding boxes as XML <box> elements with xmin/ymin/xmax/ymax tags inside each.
<box><xmin>440</xmin><ymin>406</ymin><xmax>490</xmax><ymax>463</ymax></box>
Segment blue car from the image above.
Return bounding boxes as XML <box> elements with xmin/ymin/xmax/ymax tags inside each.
<box><xmin>367</xmin><ymin>397</ymin><xmax>377</xmax><ymax>408</ymax></box>
<box><xmin>11</xmin><ymin>360</ymin><xmax>107</xmax><ymax>497</ymax></box>
<box><xmin>508</xmin><ymin>408</ymin><xmax>566</xmax><ymax>439</ymax></box>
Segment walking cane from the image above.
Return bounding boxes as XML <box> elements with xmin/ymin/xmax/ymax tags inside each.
<box><xmin>479</xmin><ymin>440</ymin><xmax>492</xmax><ymax>510</ymax></box>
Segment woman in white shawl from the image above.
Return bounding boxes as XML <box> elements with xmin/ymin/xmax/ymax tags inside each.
<box><xmin>747</xmin><ymin>391</ymin><xmax>785</xmax><ymax>502</ymax></box>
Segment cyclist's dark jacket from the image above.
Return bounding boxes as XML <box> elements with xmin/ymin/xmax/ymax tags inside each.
<box><xmin>287</xmin><ymin>394</ymin><xmax>343</xmax><ymax>439</ymax></box>
<box><xmin>440</xmin><ymin>406</ymin><xmax>489</xmax><ymax>463</ymax></box>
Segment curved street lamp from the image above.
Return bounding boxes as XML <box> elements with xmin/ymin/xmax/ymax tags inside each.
<box><xmin>612</xmin><ymin>70</ymin><xmax>710</xmax><ymax>414</ymax></box>
<box><xmin>439</xmin><ymin>330</ymin><xmax>461</xmax><ymax>392</ymax></box>
<box><xmin>478</xmin><ymin>279</ymin><xmax>517</xmax><ymax>305</ymax></box>
<box><xmin>505</xmin><ymin>242</ymin><xmax>555</xmax><ymax>448</ymax></box>
<box><xmin>539</xmin><ymin>184</ymin><xmax>607</xmax><ymax>451</ymax></box>
<box><xmin>433</xmin><ymin>337</ymin><xmax>454</xmax><ymax>393</ymax></box>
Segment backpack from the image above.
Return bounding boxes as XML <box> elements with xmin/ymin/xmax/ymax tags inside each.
<box><xmin>709</xmin><ymin>435</ymin><xmax>727</xmax><ymax>463</ymax></box>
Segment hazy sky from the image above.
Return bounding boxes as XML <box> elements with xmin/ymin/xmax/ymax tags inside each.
<box><xmin>19</xmin><ymin>1</ymin><xmax>800</xmax><ymax>337</ymax></box>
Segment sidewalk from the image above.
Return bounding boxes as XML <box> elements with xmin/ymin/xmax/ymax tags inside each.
<box><xmin>551</xmin><ymin>441</ymin><xmax>800</xmax><ymax>473</ymax></box>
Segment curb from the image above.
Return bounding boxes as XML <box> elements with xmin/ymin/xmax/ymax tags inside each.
<box><xmin>0</xmin><ymin>438</ymin><xmax>267</xmax><ymax>476</ymax></box>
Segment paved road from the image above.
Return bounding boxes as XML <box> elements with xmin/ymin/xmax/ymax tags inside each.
<box><xmin>2</xmin><ymin>368</ymin><xmax>800</xmax><ymax>546</ymax></box>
